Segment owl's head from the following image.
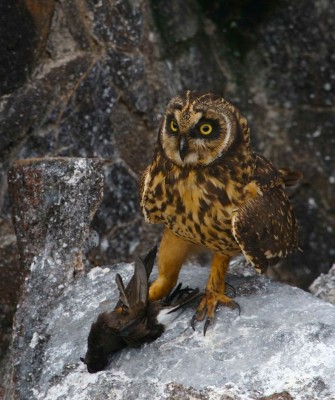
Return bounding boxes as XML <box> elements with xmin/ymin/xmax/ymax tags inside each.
<box><xmin>159</xmin><ymin>91</ymin><xmax>251</xmax><ymax>167</ymax></box>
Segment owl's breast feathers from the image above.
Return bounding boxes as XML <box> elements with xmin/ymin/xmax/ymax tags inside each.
<box><xmin>141</xmin><ymin>150</ymin><xmax>250</xmax><ymax>253</ymax></box>
<box><xmin>140</xmin><ymin>151</ymin><xmax>300</xmax><ymax>270</ymax></box>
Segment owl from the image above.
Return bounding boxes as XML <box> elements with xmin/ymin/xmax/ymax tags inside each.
<box><xmin>140</xmin><ymin>91</ymin><xmax>301</xmax><ymax>334</ymax></box>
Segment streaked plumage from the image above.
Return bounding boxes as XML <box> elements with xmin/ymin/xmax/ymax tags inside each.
<box><xmin>140</xmin><ymin>91</ymin><xmax>301</xmax><ymax>334</ymax></box>
<box><xmin>81</xmin><ymin>247</ymin><xmax>200</xmax><ymax>373</ymax></box>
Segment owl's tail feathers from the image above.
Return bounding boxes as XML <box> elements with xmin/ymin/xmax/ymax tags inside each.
<box><xmin>279</xmin><ymin>168</ymin><xmax>303</xmax><ymax>187</ymax></box>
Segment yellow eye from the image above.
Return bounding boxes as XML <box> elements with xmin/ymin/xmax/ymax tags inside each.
<box><xmin>199</xmin><ymin>123</ymin><xmax>213</xmax><ymax>135</ymax></box>
<box><xmin>170</xmin><ymin>120</ymin><xmax>178</xmax><ymax>132</ymax></box>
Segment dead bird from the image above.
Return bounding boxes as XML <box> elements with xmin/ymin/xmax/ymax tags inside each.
<box><xmin>81</xmin><ymin>247</ymin><xmax>201</xmax><ymax>373</ymax></box>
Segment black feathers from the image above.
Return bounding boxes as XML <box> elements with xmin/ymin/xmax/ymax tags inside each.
<box><xmin>81</xmin><ymin>247</ymin><xmax>200</xmax><ymax>373</ymax></box>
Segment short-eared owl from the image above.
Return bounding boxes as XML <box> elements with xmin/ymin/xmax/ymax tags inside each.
<box><xmin>140</xmin><ymin>91</ymin><xmax>300</xmax><ymax>334</ymax></box>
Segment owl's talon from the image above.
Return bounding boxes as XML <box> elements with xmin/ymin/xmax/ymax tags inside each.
<box><xmin>225</xmin><ymin>282</ymin><xmax>236</xmax><ymax>298</ymax></box>
<box><xmin>191</xmin><ymin>290</ymin><xmax>240</xmax><ymax>333</ymax></box>
<box><xmin>203</xmin><ymin>318</ymin><xmax>212</xmax><ymax>336</ymax></box>
<box><xmin>191</xmin><ymin>300</ymin><xmax>207</xmax><ymax>330</ymax></box>
<box><xmin>231</xmin><ymin>300</ymin><xmax>241</xmax><ymax>316</ymax></box>
<box><xmin>191</xmin><ymin>314</ymin><xmax>197</xmax><ymax>331</ymax></box>
<box><xmin>220</xmin><ymin>298</ymin><xmax>241</xmax><ymax>316</ymax></box>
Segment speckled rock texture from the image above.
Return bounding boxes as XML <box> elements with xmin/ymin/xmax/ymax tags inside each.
<box><xmin>8</xmin><ymin>158</ymin><xmax>104</xmax><ymax>272</ymax></box>
<box><xmin>310</xmin><ymin>264</ymin><xmax>335</xmax><ymax>305</ymax></box>
<box><xmin>1</xmin><ymin>0</ymin><xmax>335</xmax><ymax>389</ymax></box>
<box><xmin>4</xmin><ymin>257</ymin><xmax>335</xmax><ymax>399</ymax></box>
<box><xmin>5</xmin><ymin>157</ymin><xmax>104</xmax><ymax>400</ymax></box>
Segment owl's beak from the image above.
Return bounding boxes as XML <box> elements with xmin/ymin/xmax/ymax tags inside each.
<box><xmin>179</xmin><ymin>137</ymin><xmax>188</xmax><ymax>161</ymax></box>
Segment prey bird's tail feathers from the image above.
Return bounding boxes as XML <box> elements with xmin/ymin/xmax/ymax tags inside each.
<box><xmin>162</xmin><ymin>283</ymin><xmax>202</xmax><ymax>314</ymax></box>
<box><xmin>154</xmin><ymin>285</ymin><xmax>202</xmax><ymax>327</ymax></box>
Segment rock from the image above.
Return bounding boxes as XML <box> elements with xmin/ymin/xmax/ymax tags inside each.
<box><xmin>309</xmin><ymin>264</ymin><xmax>335</xmax><ymax>305</ymax></box>
<box><xmin>0</xmin><ymin>220</ymin><xmax>22</xmax><ymax>381</ymax></box>
<box><xmin>4</xmin><ymin>257</ymin><xmax>335</xmax><ymax>399</ymax></box>
<box><xmin>0</xmin><ymin>2</ymin><xmax>37</xmax><ymax>96</ymax></box>
<box><xmin>4</xmin><ymin>157</ymin><xmax>104</xmax><ymax>399</ymax></box>
<box><xmin>89</xmin><ymin>161</ymin><xmax>142</xmax><ymax>266</ymax></box>
<box><xmin>1</xmin><ymin>0</ymin><xmax>335</xmax><ymax>390</ymax></box>
<box><xmin>8</xmin><ymin>158</ymin><xmax>104</xmax><ymax>272</ymax></box>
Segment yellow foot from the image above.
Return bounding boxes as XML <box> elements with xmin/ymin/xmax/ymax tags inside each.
<box><xmin>191</xmin><ymin>290</ymin><xmax>240</xmax><ymax>335</ymax></box>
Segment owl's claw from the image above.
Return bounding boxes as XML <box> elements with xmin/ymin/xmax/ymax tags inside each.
<box><xmin>191</xmin><ymin>314</ymin><xmax>197</xmax><ymax>331</ymax></box>
<box><xmin>232</xmin><ymin>301</ymin><xmax>241</xmax><ymax>316</ymax></box>
<box><xmin>191</xmin><ymin>291</ymin><xmax>241</xmax><ymax>335</ymax></box>
<box><xmin>203</xmin><ymin>318</ymin><xmax>212</xmax><ymax>336</ymax></box>
<box><xmin>203</xmin><ymin>303</ymin><xmax>242</xmax><ymax>335</ymax></box>
<box><xmin>224</xmin><ymin>282</ymin><xmax>236</xmax><ymax>298</ymax></box>
<box><xmin>191</xmin><ymin>302</ymin><xmax>207</xmax><ymax>330</ymax></box>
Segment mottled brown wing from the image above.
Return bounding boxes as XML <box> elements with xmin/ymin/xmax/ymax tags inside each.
<box><xmin>232</xmin><ymin>186</ymin><xmax>299</xmax><ymax>273</ymax></box>
<box><xmin>278</xmin><ymin>168</ymin><xmax>303</xmax><ymax>187</ymax></box>
<box><xmin>254</xmin><ymin>154</ymin><xmax>302</xmax><ymax>188</ymax></box>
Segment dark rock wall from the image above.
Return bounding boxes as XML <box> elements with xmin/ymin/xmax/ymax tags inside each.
<box><xmin>202</xmin><ymin>0</ymin><xmax>335</xmax><ymax>286</ymax></box>
<box><xmin>0</xmin><ymin>0</ymin><xmax>334</xmax><ymax>383</ymax></box>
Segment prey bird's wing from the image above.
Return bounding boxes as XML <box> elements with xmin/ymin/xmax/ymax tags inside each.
<box><xmin>140</xmin><ymin>246</ymin><xmax>157</xmax><ymax>277</ymax></box>
<box><xmin>166</xmin><ymin>287</ymin><xmax>202</xmax><ymax>315</ymax></box>
<box><xmin>128</xmin><ymin>246</ymin><xmax>157</xmax><ymax>306</ymax></box>
<box><xmin>129</xmin><ymin>255</ymin><xmax>149</xmax><ymax>306</ymax></box>
<box><xmin>114</xmin><ymin>246</ymin><xmax>157</xmax><ymax>310</ymax></box>
<box><xmin>115</xmin><ymin>274</ymin><xmax>130</xmax><ymax>308</ymax></box>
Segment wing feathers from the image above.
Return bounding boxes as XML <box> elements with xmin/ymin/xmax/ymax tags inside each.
<box><xmin>115</xmin><ymin>274</ymin><xmax>130</xmax><ymax>308</ymax></box>
<box><xmin>232</xmin><ymin>187</ymin><xmax>299</xmax><ymax>273</ymax></box>
<box><xmin>114</xmin><ymin>247</ymin><xmax>157</xmax><ymax>310</ymax></box>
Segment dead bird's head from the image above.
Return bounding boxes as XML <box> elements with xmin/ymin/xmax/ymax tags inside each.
<box><xmin>80</xmin><ymin>313</ymin><xmax>125</xmax><ymax>373</ymax></box>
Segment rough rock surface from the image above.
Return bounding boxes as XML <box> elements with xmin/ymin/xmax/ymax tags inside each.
<box><xmin>1</xmin><ymin>0</ymin><xmax>335</xmax><ymax>389</ymax></box>
<box><xmin>310</xmin><ymin>264</ymin><xmax>335</xmax><ymax>305</ymax></box>
<box><xmin>5</xmin><ymin>158</ymin><xmax>104</xmax><ymax>399</ymax></box>
<box><xmin>4</xmin><ymin>258</ymin><xmax>335</xmax><ymax>400</ymax></box>
<box><xmin>8</xmin><ymin>158</ymin><xmax>104</xmax><ymax>272</ymax></box>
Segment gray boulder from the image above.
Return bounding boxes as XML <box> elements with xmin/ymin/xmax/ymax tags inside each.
<box><xmin>5</xmin><ymin>257</ymin><xmax>335</xmax><ymax>399</ymax></box>
<box><xmin>310</xmin><ymin>264</ymin><xmax>335</xmax><ymax>305</ymax></box>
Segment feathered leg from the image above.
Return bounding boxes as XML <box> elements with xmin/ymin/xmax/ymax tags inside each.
<box><xmin>192</xmin><ymin>253</ymin><xmax>240</xmax><ymax>335</ymax></box>
<box><xmin>149</xmin><ymin>228</ymin><xmax>193</xmax><ymax>301</ymax></box>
